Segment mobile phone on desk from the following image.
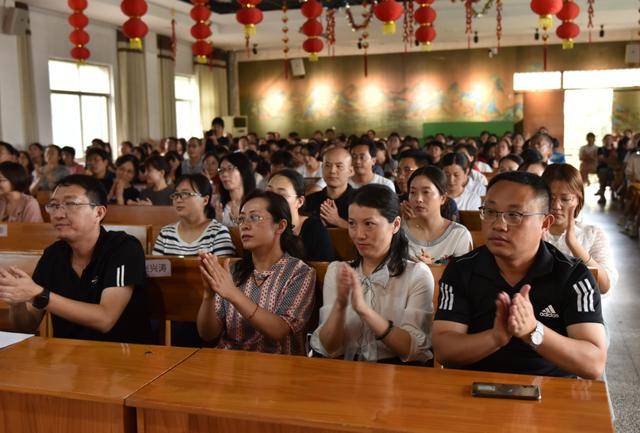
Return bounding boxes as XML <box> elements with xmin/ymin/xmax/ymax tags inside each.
<box><xmin>471</xmin><ymin>382</ymin><xmax>541</xmax><ymax>401</ymax></box>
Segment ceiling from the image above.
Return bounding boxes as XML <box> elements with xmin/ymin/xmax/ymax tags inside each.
<box><xmin>24</xmin><ymin>0</ymin><xmax>640</xmax><ymax>60</ymax></box>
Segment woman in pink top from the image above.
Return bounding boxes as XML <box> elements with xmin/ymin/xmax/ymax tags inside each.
<box><xmin>0</xmin><ymin>162</ymin><xmax>43</xmax><ymax>222</ymax></box>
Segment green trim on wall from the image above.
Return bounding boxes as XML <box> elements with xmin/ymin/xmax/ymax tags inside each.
<box><xmin>423</xmin><ymin>121</ymin><xmax>515</xmax><ymax>139</ymax></box>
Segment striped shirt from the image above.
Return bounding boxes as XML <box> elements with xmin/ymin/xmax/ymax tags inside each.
<box><xmin>214</xmin><ymin>254</ymin><xmax>316</xmax><ymax>355</ymax></box>
<box><xmin>152</xmin><ymin>220</ymin><xmax>236</xmax><ymax>256</ymax></box>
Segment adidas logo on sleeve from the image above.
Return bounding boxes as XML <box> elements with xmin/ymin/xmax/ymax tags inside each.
<box><xmin>539</xmin><ymin>305</ymin><xmax>560</xmax><ymax>318</ymax></box>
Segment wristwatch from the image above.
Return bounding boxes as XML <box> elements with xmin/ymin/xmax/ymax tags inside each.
<box><xmin>529</xmin><ymin>321</ymin><xmax>545</xmax><ymax>349</ymax></box>
<box><xmin>32</xmin><ymin>288</ymin><xmax>50</xmax><ymax>310</ymax></box>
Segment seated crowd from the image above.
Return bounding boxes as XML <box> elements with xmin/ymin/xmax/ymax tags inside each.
<box><xmin>0</xmin><ymin>120</ymin><xmax>638</xmax><ymax>382</ymax></box>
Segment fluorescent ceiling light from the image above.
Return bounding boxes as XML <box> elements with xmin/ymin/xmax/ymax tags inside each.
<box><xmin>563</xmin><ymin>69</ymin><xmax>640</xmax><ymax>89</ymax></box>
<box><xmin>513</xmin><ymin>71</ymin><xmax>562</xmax><ymax>92</ymax></box>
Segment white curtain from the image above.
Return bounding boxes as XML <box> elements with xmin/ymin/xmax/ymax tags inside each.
<box><xmin>196</xmin><ymin>59</ymin><xmax>228</xmax><ymax>132</ymax></box>
<box><xmin>157</xmin><ymin>35</ymin><xmax>176</xmax><ymax>138</ymax></box>
<box><xmin>116</xmin><ymin>31</ymin><xmax>149</xmax><ymax>145</ymax></box>
<box><xmin>17</xmin><ymin>6</ymin><xmax>38</xmax><ymax>144</ymax></box>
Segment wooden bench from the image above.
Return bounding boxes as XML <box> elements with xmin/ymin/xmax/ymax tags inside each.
<box><xmin>103</xmin><ymin>205</ymin><xmax>177</xmax><ymax>227</ymax></box>
<box><xmin>0</xmin><ymin>222</ymin><xmax>153</xmax><ymax>254</ymax></box>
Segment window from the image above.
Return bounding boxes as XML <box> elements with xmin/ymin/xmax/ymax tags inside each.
<box><xmin>175</xmin><ymin>75</ymin><xmax>201</xmax><ymax>139</ymax></box>
<box><xmin>48</xmin><ymin>60</ymin><xmax>112</xmax><ymax>158</ymax></box>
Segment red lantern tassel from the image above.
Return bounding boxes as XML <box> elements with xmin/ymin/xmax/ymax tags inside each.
<box><xmin>364</xmin><ymin>51</ymin><xmax>368</xmax><ymax>77</ymax></box>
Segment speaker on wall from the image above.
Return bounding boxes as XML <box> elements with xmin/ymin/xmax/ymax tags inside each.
<box><xmin>290</xmin><ymin>58</ymin><xmax>306</xmax><ymax>78</ymax></box>
<box><xmin>2</xmin><ymin>7</ymin><xmax>29</xmax><ymax>35</ymax></box>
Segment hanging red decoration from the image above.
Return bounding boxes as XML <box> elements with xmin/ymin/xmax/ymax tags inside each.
<box><xmin>496</xmin><ymin>0</ymin><xmax>503</xmax><ymax>51</ymax></box>
<box><xmin>190</xmin><ymin>0</ymin><xmax>213</xmax><ymax>63</ymax></box>
<box><xmin>556</xmin><ymin>0</ymin><xmax>580</xmax><ymax>49</ymax></box>
<box><xmin>121</xmin><ymin>0</ymin><xmax>148</xmax><ymax>49</ymax></box>
<box><xmin>374</xmin><ymin>0</ymin><xmax>404</xmax><ymax>35</ymax></box>
<box><xmin>170</xmin><ymin>8</ymin><xmax>177</xmax><ymax>60</ymax></box>
<box><xmin>237</xmin><ymin>0</ymin><xmax>263</xmax><ymax>54</ymax></box>
<box><xmin>465</xmin><ymin>0</ymin><xmax>473</xmax><ymax>49</ymax></box>
<box><xmin>401</xmin><ymin>0</ymin><xmax>414</xmax><ymax>53</ymax></box>
<box><xmin>301</xmin><ymin>0</ymin><xmax>323</xmax><ymax>62</ymax></box>
<box><xmin>345</xmin><ymin>2</ymin><xmax>375</xmax><ymax>31</ymax></box>
<box><xmin>530</xmin><ymin>0</ymin><xmax>562</xmax><ymax>32</ymax></box>
<box><xmin>68</xmin><ymin>0</ymin><xmax>90</xmax><ymax>62</ymax></box>
<box><xmin>326</xmin><ymin>8</ymin><xmax>336</xmax><ymax>56</ymax></box>
<box><xmin>282</xmin><ymin>2</ymin><xmax>289</xmax><ymax>79</ymax></box>
<box><xmin>414</xmin><ymin>0</ymin><xmax>436</xmax><ymax>50</ymax></box>
<box><xmin>587</xmin><ymin>0</ymin><xmax>595</xmax><ymax>42</ymax></box>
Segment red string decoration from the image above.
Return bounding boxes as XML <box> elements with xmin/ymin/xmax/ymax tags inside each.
<box><xmin>587</xmin><ymin>0</ymin><xmax>595</xmax><ymax>42</ymax></box>
<box><xmin>402</xmin><ymin>0</ymin><xmax>415</xmax><ymax>52</ymax></box>
<box><xmin>170</xmin><ymin>9</ymin><xmax>177</xmax><ymax>60</ymax></box>
<box><xmin>496</xmin><ymin>0</ymin><xmax>502</xmax><ymax>51</ymax></box>
<box><xmin>326</xmin><ymin>9</ymin><xmax>336</xmax><ymax>57</ymax></box>
<box><xmin>68</xmin><ymin>0</ymin><xmax>90</xmax><ymax>62</ymax></box>
<box><xmin>345</xmin><ymin>1</ymin><xmax>375</xmax><ymax>31</ymax></box>
<box><xmin>362</xmin><ymin>31</ymin><xmax>369</xmax><ymax>77</ymax></box>
<box><xmin>464</xmin><ymin>0</ymin><xmax>473</xmax><ymax>49</ymax></box>
<box><xmin>282</xmin><ymin>2</ymin><xmax>289</xmax><ymax>78</ymax></box>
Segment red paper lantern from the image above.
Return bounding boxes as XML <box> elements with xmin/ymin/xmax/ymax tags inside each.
<box><xmin>557</xmin><ymin>0</ymin><xmax>579</xmax><ymax>21</ymax></box>
<box><xmin>301</xmin><ymin>0</ymin><xmax>323</xmax><ymax>19</ymax></box>
<box><xmin>190</xmin><ymin>5</ymin><xmax>211</xmax><ymax>22</ymax></box>
<box><xmin>557</xmin><ymin>21</ymin><xmax>579</xmax><ymax>39</ymax></box>
<box><xmin>303</xmin><ymin>37</ymin><xmax>323</xmax><ymax>62</ymax></box>
<box><xmin>375</xmin><ymin>0</ymin><xmax>404</xmax><ymax>35</ymax></box>
<box><xmin>415</xmin><ymin>25</ymin><xmax>436</xmax><ymax>48</ymax></box>
<box><xmin>68</xmin><ymin>13</ymin><xmax>88</xmax><ymax>29</ymax></box>
<box><xmin>121</xmin><ymin>0</ymin><xmax>148</xmax><ymax>49</ymax></box>
<box><xmin>530</xmin><ymin>0</ymin><xmax>563</xmax><ymax>30</ymax></box>
<box><xmin>236</xmin><ymin>5</ymin><xmax>264</xmax><ymax>36</ymax></box>
<box><xmin>191</xmin><ymin>22</ymin><xmax>212</xmax><ymax>40</ymax></box>
<box><xmin>301</xmin><ymin>18</ymin><xmax>323</xmax><ymax>37</ymax></box>
<box><xmin>68</xmin><ymin>0</ymin><xmax>87</xmax><ymax>10</ymax></box>
<box><xmin>69</xmin><ymin>29</ymin><xmax>90</xmax><ymax>46</ymax></box>
<box><xmin>71</xmin><ymin>46</ymin><xmax>90</xmax><ymax>61</ymax></box>
<box><xmin>555</xmin><ymin>0</ymin><xmax>580</xmax><ymax>49</ymax></box>
<box><xmin>192</xmin><ymin>40</ymin><xmax>213</xmax><ymax>62</ymax></box>
<box><xmin>413</xmin><ymin>0</ymin><xmax>434</xmax><ymax>4</ymax></box>
<box><xmin>414</xmin><ymin>6</ymin><xmax>436</xmax><ymax>24</ymax></box>
<box><xmin>120</xmin><ymin>0</ymin><xmax>147</xmax><ymax>18</ymax></box>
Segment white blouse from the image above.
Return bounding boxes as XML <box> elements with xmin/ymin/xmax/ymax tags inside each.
<box><xmin>543</xmin><ymin>221</ymin><xmax>619</xmax><ymax>293</ymax></box>
<box><xmin>403</xmin><ymin>221</ymin><xmax>473</xmax><ymax>265</ymax></box>
<box><xmin>451</xmin><ymin>185</ymin><xmax>482</xmax><ymax>211</ymax></box>
<box><xmin>310</xmin><ymin>260</ymin><xmax>434</xmax><ymax>363</ymax></box>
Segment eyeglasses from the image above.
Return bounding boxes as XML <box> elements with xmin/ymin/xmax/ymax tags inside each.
<box><xmin>169</xmin><ymin>191</ymin><xmax>202</xmax><ymax>200</ymax></box>
<box><xmin>44</xmin><ymin>201</ymin><xmax>97</xmax><ymax>214</ymax></box>
<box><xmin>233</xmin><ymin>214</ymin><xmax>268</xmax><ymax>226</ymax></box>
<box><xmin>217</xmin><ymin>166</ymin><xmax>236</xmax><ymax>174</ymax></box>
<box><xmin>479</xmin><ymin>206</ymin><xmax>547</xmax><ymax>226</ymax></box>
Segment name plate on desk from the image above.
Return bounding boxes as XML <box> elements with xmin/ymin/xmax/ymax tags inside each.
<box><xmin>0</xmin><ymin>224</ymin><xmax>7</xmax><ymax>237</ymax></box>
<box><xmin>145</xmin><ymin>259</ymin><xmax>172</xmax><ymax>277</ymax></box>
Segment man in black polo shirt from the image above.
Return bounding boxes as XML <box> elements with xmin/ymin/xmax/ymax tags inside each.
<box><xmin>433</xmin><ymin>171</ymin><xmax>606</xmax><ymax>379</ymax></box>
<box><xmin>303</xmin><ymin>146</ymin><xmax>354</xmax><ymax>228</ymax></box>
<box><xmin>0</xmin><ymin>175</ymin><xmax>151</xmax><ymax>343</ymax></box>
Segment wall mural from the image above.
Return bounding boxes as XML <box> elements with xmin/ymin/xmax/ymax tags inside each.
<box><xmin>239</xmin><ymin>42</ymin><xmax>628</xmax><ymax>138</ymax></box>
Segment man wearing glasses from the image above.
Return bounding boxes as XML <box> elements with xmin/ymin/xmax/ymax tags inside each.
<box><xmin>432</xmin><ymin>171</ymin><xmax>607</xmax><ymax>379</ymax></box>
<box><xmin>0</xmin><ymin>175</ymin><xmax>151</xmax><ymax>343</ymax></box>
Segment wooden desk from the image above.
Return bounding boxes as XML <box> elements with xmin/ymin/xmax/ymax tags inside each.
<box><xmin>0</xmin><ymin>337</ymin><xmax>196</xmax><ymax>433</ymax></box>
<box><xmin>128</xmin><ymin>349</ymin><xmax>613</xmax><ymax>433</ymax></box>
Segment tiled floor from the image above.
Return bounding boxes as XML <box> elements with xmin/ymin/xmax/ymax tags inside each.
<box><xmin>581</xmin><ymin>186</ymin><xmax>640</xmax><ymax>433</ymax></box>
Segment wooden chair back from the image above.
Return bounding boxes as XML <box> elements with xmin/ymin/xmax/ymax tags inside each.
<box><xmin>470</xmin><ymin>230</ymin><xmax>485</xmax><ymax>248</ymax></box>
<box><xmin>459</xmin><ymin>210</ymin><xmax>482</xmax><ymax>231</ymax></box>
<box><xmin>103</xmin><ymin>205</ymin><xmax>177</xmax><ymax>227</ymax></box>
<box><xmin>0</xmin><ymin>222</ymin><xmax>152</xmax><ymax>254</ymax></box>
<box><xmin>327</xmin><ymin>228</ymin><xmax>357</xmax><ymax>261</ymax></box>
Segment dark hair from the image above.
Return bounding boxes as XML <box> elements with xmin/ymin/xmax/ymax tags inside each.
<box><xmin>270</xmin><ymin>150</ymin><xmax>295</xmax><ymax>169</ymax></box>
<box><xmin>115</xmin><ymin>154</ymin><xmax>140</xmax><ymax>177</ymax></box>
<box><xmin>487</xmin><ymin>171</ymin><xmax>551</xmax><ymax>212</ymax></box>
<box><xmin>55</xmin><ymin>174</ymin><xmax>108</xmax><ymax>206</ymax></box>
<box><xmin>174</xmin><ymin>173</ymin><xmax>214</xmax><ymax>218</ymax></box>
<box><xmin>29</xmin><ymin>142</ymin><xmax>44</xmax><ymax>153</ymax></box>
<box><xmin>350</xmin><ymin>138</ymin><xmax>377</xmax><ymax>158</ymax></box>
<box><xmin>164</xmin><ymin>150</ymin><xmax>182</xmax><ymax>164</ymax></box>
<box><xmin>407</xmin><ymin>166</ymin><xmax>447</xmax><ymax>196</ymax></box>
<box><xmin>219</xmin><ymin>153</ymin><xmax>256</xmax><ymax>206</ymax></box>
<box><xmin>243</xmin><ymin>149</ymin><xmax>261</xmax><ymax>164</ymax></box>
<box><xmin>212</xmin><ymin>117</ymin><xmax>224</xmax><ymax>128</ymax></box>
<box><xmin>426</xmin><ymin>140</ymin><xmax>445</xmax><ymax>151</ymax></box>
<box><xmin>0</xmin><ymin>161</ymin><xmax>30</xmax><ymax>193</ymax></box>
<box><xmin>86</xmin><ymin>147</ymin><xmax>109</xmax><ymax>161</ymax></box>
<box><xmin>441</xmin><ymin>152</ymin><xmax>470</xmax><ymax>172</ymax></box>
<box><xmin>348</xmin><ymin>184</ymin><xmax>408</xmax><ymax>277</ymax></box>
<box><xmin>145</xmin><ymin>154</ymin><xmax>168</xmax><ymax>174</ymax></box>
<box><xmin>61</xmin><ymin>146</ymin><xmax>76</xmax><ymax>158</ymax></box>
<box><xmin>232</xmin><ymin>190</ymin><xmax>304</xmax><ymax>285</ymax></box>
<box><xmin>270</xmin><ymin>168</ymin><xmax>305</xmax><ymax>197</ymax></box>
<box><xmin>520</xmin><ymin>148</ymin><xmax>544</xmax><ymax>164</ymax></box>
<box><xmin>46</xmin><ymin>145</ymin><xmax>64</xmax><ymax>165</ymax></box>
<box><xmin>302</xmin><ymin>142</ymin><xmax>320</xmax><ymax>159</ymax></box>
<box><xmin>500</xmin><ymin>154</ymin><xmax>524</xmax><ymax>167</ymax></box>
<box><xmin>18</xmin><ymin>151</ymin><xmax>34</xmax><ymax>174</ymax></box>
<box><xmin>0</xmin><ymin>142</ymin><xmax>18</xmax><ymax>157</ymax></box>
<box><xmin>398</xmin><ymin>149</ymin><xmax>432</xmax><ymax>167</ymax></box>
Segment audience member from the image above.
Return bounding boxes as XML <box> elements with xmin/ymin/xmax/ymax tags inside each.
<box><xmin>442</xmin><ymin>152</ymin><xmax>482</xmax><ymax>211</ymax></box>
<box><xmin>133</xmin><ymin>155</ymin><xmax>174</xmax><ymax>205</ymax></box>
<box><xmin>86</xmin><ymin>147</ymin><xmax>115</xmax><ymax>192</ymax></box>
<box><xmin>215</xmin><ymin>153</ymin><xmax>256</xmax><ymax>227</ymax></box>
<box><xmin>196</xmin><ymin>190</ymin><xmax>315</xmax><ymax>355</ymax></box>
<box><xmin>61</xmin><ymin>146</ymin><xmax>85</xmax><ymax>175</ymax></box>
<box><xmin>107</xmin><ymin>155</ymin><xmax>140</xmax><ymax>205</ymax></box>
<box><xmin>30</xmin><ymin>145</ymin><xmax>70</xmax><ymax>193</ymax></box>
<box><xmin>311</xmin><ymin>184</ymin><xmax>434</xmax><ymax>364</ymax></box>
<box><xmin>0</xmin><ymin>161</ymin><xmax>43</xmax><ymax>222</ymax></box>
<box><xmin>182</xmin><ymin>137</ymin><xmax>205</xmax><ymax>175</ymax></box>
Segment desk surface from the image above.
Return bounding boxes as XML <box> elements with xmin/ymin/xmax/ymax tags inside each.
<box><xmin>127</xmin><ymin>348</ymin><xmax>613</xmax><ymax>433</ymax></box>
<box><xmin>0</xmin><ymin>337</ymin><xmax>196</xmax><ymax>404</ymax></box>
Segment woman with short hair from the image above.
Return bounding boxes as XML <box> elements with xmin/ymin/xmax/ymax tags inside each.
<box><xmin>0</xmin><ymin>161</ymin><xmax>43</xmax><ymax>222</ymax></box>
